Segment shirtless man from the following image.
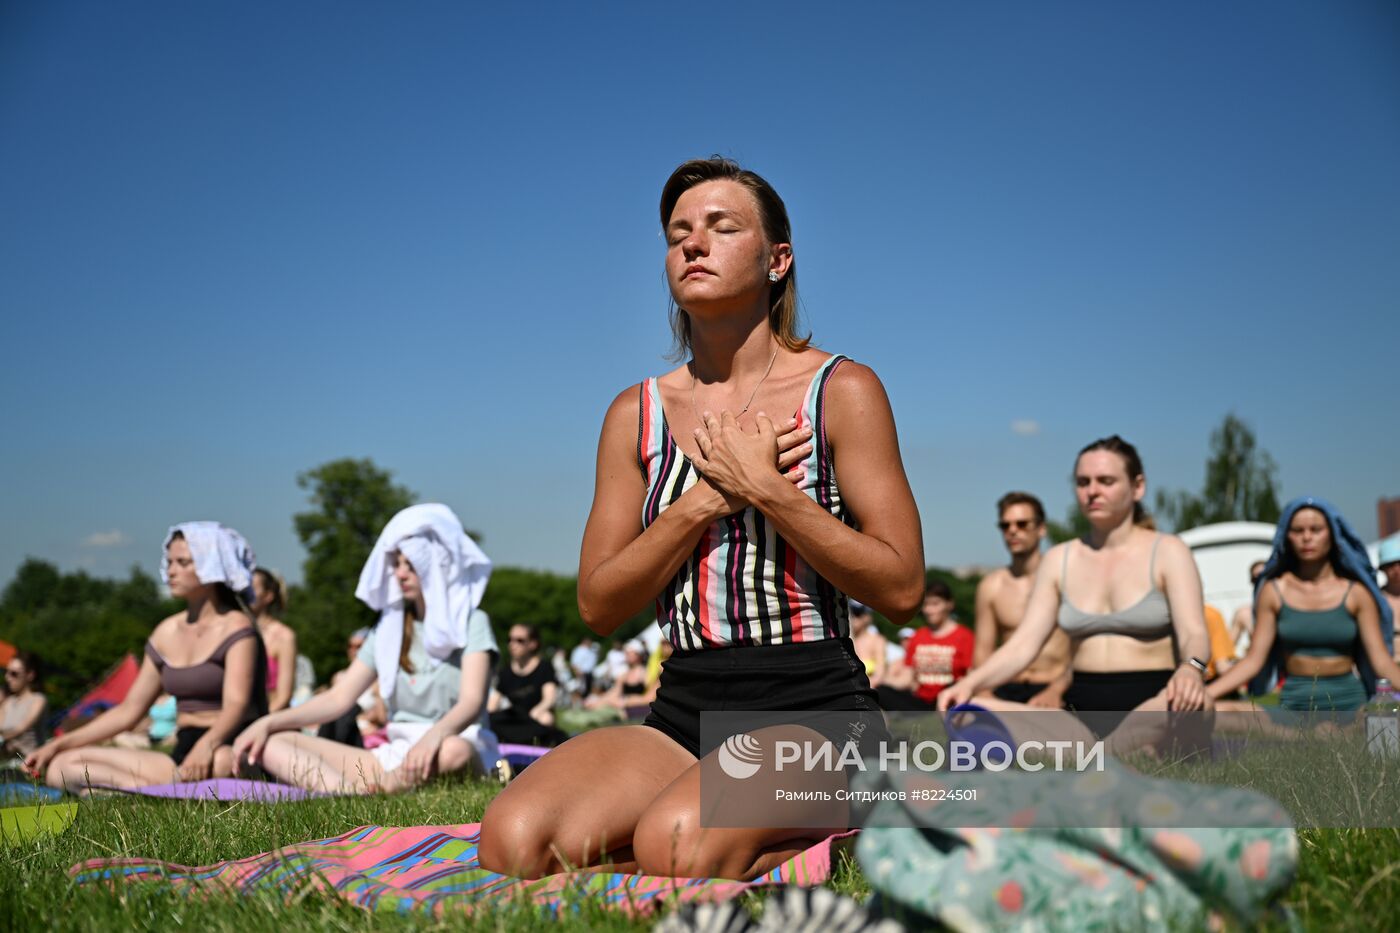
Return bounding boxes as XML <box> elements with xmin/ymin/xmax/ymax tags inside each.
<box><xmin>1379</xmin><ymin>536</ymin><xmax>1400</xmax><ymax>660</ymax></box>
<box><xmin>972</xmin><ymin>492</ymin><xmax>1071</xmax><ymax>707</ymax></box>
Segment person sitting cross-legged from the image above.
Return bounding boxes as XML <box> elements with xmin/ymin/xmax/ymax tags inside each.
<box><xmin>234</xmin><ymin>504</ymin><xmax>500</xmax><ymax>793</ymax></box>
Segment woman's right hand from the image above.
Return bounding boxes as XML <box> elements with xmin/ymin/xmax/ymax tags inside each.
<box><xmin>232</xmin><ymin>717</ymin><xmax>271</xmax><ymax>775</ymax></box>
<box><xmin>937</xmin><ymin>681</ymin><xmax>976</xmax><ymax>712</ymax></box>
<box><xmin>24</xmin><ymin>739</ymin><xmax>61</xmax><ymax>779</ymax></box>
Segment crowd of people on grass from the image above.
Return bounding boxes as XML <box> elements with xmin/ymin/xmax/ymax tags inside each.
<box><xmin>10</xmin><ymin>484</ymin><xmax>1396</xmax><ymax>793</ymax></box>
<box><xmin>2</xmin><ymin>157</ymin><xmax>1398</xmax><ymax>884</ymax></box>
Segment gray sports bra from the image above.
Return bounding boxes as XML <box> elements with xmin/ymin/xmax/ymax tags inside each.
<box><xmin>1056</xmin><ymin>535</ymin><xmax>1173</xmax><ymax>640</ymax></box>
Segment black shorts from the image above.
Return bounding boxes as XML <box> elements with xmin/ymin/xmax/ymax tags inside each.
<box><xmin>170</xmin><ymin>723</ymin><xmax>266</xmax><ymax>778</ymax></box>
<box><xmin>1063</xmin><ymin>669</ymin><xmax>1173</xmax><ymax>738</ymax></box>
<box><xmin>171</xmin><ymin>726</ymin><xmax>208</xmax><ymax>766</ymax></box>
<box><xmin>994</xmin><ymin>681</ymin><xmax>1048</xmax><ymax>705</ymax></box>
<box><xmin>644</xmin><ymin>638</ymin><xmax>886</xmax><ymax>759</ymax></box>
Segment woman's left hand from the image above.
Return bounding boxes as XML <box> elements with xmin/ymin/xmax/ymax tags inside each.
<box><xmin>692</xmin><ymin>410</ymin><xmax>780</xmax><ymax>502</ymax></box>
<box><xmin>177</xmin><ymin>743</ymin><xmax>215</xmax><ymax>782</ymax></box>
<box><xmin>400</xmin><ymin>732</ymin><xmax>444</xmax><ymax>786</ymax></box>
<box><xmin>1166</xmin><ymin>665</ymin><xmax>1208</xmax><ymax>712</ymax></box>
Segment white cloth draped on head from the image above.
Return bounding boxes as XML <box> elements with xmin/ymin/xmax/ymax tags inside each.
<box><xmin>354</xmin><ymin>503</ymin><xmax>492</xmax><ymax>700</ymax></box>
<box><xmin>161</xmin><ymin>521</ymin><xmax>258</xmax><ymax>602</ymax></box>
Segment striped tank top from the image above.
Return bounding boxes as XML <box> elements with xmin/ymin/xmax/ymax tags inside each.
<box><xmin>638</xmin><ymin>354</ymin><xmax>854</xmax><ymax>650</ymax></box>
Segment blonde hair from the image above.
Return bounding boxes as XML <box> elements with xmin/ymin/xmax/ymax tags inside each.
<box><xmin>659</xmin><ymin>157</ymin><xmax>810</xmax><ymax>361</ymax></box>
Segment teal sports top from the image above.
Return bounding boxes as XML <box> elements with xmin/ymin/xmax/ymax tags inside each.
<box><xmin>1274</xmin><ymin>581</ymin><xmax>1357</xmax><ymax>658</ymax></box>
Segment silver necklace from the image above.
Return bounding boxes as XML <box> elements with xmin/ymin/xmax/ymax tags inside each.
<box><xmin>690</xmin><ymin>348</ymin><xmax>780</xmax><ymax>425</ymax></box>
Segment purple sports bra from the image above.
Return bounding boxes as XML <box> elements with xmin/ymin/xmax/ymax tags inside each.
<box><xmin>144</xmin><ymin>627</ymin><xmax>258</xmax><ymax>714</ymax></box>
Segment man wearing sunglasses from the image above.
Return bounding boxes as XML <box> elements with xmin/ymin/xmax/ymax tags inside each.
<box><xmin>971</xmin><ymin>492</ymin><xmax>1071</xmax><ymax>707</ymax></box>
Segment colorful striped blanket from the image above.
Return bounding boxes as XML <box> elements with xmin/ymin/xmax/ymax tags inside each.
<box><xmin>71</xmin><ymin>823</ymin><xmax>852</xmax><ymax>916</ymax></box>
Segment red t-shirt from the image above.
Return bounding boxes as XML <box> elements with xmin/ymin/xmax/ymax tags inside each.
<box><xmin>904</xmin><ymin>624</ymin><xmax>975</xmax><ymax>703</ymax></box>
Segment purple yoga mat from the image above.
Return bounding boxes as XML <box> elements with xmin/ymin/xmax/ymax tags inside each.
<box><xmin>123</xmin><ymin>779</ymin><xmax>318</xmax><ymax>802</ymax></box>
<box><xmin>497</xmin><ymin>743</ymin><xmax>550</xmax><ymax>761</ymax></box>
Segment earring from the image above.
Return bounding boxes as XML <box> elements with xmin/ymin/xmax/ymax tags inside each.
<box><xmin>768</xmin><ymin>271</ymin><xmax>779</xmax><ymax>282</ymax></box>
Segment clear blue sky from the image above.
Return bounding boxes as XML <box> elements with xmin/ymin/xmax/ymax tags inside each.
<box><xmin>2</xmin><ymin>1</ymin><xmax>1397</xmax><ymax>587</ymax></box>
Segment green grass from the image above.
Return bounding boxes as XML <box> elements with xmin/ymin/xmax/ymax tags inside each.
<box><xmin>1</xmin><ymin>781</ymin><xmax>657</xmax><ymax>932</ymax></box>
<box><xmin>1</xmin><ymin>773</ymin><xmax>1397</xmax><ymax>931</ymax></box>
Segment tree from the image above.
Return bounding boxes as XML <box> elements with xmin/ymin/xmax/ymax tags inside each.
<box><xmin>479</xmin><ymin>567</ymin><xmax>652</xmax><ymax>652</ymax></box>
<box><xmin>286</xmin><ymin>459</ymin><xmax>415</xmax><ymax>681</ymax></box>
<box><xmin>1154</xmin><ymin>413</ymin><xmax>1281</xmax><ymax>532</ymax></box>
<box><xmin>0</xmin><ymin>560</ymin><xmax>178</xmax><ymax>711</ymax></box>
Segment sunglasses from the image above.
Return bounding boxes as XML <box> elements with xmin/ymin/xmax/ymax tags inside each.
<box><xmin>4</xmin><ymin>671</ymin><xmax>22</xmax><ymax>679</ymax></box>
<box><xmin>997</xmin><ymin>519</ymin><xmax>1037</xmax><ymax>532</ymax></box>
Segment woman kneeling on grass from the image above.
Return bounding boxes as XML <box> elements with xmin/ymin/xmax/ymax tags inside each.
<box><xmin>234</xmin><ymin>503</ymin><xmax>500</xmax><ymax>792</ymax></box>
<box><xmin>478</xmin><ymin>157</ymin><xmax>925</xmax><ymax>881</ymax></box>
<box><xmin>27</xmin><ymin>523</ymin><xmax>265</xmax><ymax>789</ymax></box>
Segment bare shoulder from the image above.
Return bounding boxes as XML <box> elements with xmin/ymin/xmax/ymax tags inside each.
<box><xmin>822</xmin><ymin>360</ymin><xmax>894</xmax><ymax>434</ymax></box>
<box><xmin>602</xmin><ymin>382</ymin><xmax>644</xmax><ymax>425</ymax></box>
<box><xmin>977</xmin><ymin>567</ymin><xmax>1010</xmax><ymax>597</ymax></box>
<box><xmin>149</xmin><ymin>612</ymin><xmax>185</xmax><ymax>644</ymax></box>
<box><xmin>218</xmin><ymin>610</ymin><xmax>255</xmax><ymax>636</ymax></box>
<box><xmin>262</xmin><ymin>619</ymin><xmax>296</xmax><ymax>646</ymax></box>
<box><xmin>1348</xmin><ymin>581</ymin><xmax>1380</xmax><ymax>616</ymax></box>
<box><xmin>148</xmin><ymin>612</ymin><xmax>190</xmax><ymax>655</ymax></box>
<box><xmin>1155</xmin><ymin>533</ymin><xmax>1196</xmax><ymax>565</ymax></box>
<box><xmin>824</xmin><ymin>358</ymin><xmax>886</xmax><ymax>404</ymax></box>
<box><xmin>1257</xmin><ymin>577</ymin><xmax>1283</xmax><ymax>610</ymax></box>
<box><xmin>596</xmin><ymin>383</ymin><xmax>646</xmax><ymax>457</ymax></box>
<box><xmin>1040</xmin><ymin>542</ymin><xmax>1071</xmax><ymax>582</ymax></box>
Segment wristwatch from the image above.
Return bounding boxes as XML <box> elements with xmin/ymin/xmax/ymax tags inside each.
<box><xmin>1185</xmin><ymin>656</ymin><xmax>1209</xmax><ymax>675</ymax></box>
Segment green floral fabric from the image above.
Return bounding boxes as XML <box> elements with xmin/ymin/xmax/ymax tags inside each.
<box><xmin>854</xmin><ymin>760</ymin><xmax>1298</xmax><ymax>931</ymax></box>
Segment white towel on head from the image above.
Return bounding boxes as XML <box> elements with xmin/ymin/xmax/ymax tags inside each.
<box><xmin>354</xmin><ymin>503</ymin><xmax>492</xmax><ymax>700</ymax></box>
<box><xmin>161</xmin><ymin>521</ymin><xmax>258</xmax><ymax>601</ymax></box>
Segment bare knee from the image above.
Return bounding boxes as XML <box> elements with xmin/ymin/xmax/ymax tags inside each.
<box><xmin>46</xmin><ymin>750</ymin><xmax>82</xmax><ymax>789</ymax></box>
<box><xmin>633</xmin><ymin>803</ymin><xmax>707</xmax><ymax>877</ymax></box>
<box><xmin>212</xmin><ymin>746</ymin><xmax>234</xmax><ymax>777</ymax></box>
<box><xmin>437</xmin><ymin>737</ymin><xmax>477</xmax><ymax>776</ymax></box>
<box><xmin>478</xmin><ymin>789</ymin><xmax>562</xmax><ymax>878</ymax></box>
<box><xmin>259</xmin><ymin>732</ymin><xmax>299</xmax><ymax>778</ymax></box>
